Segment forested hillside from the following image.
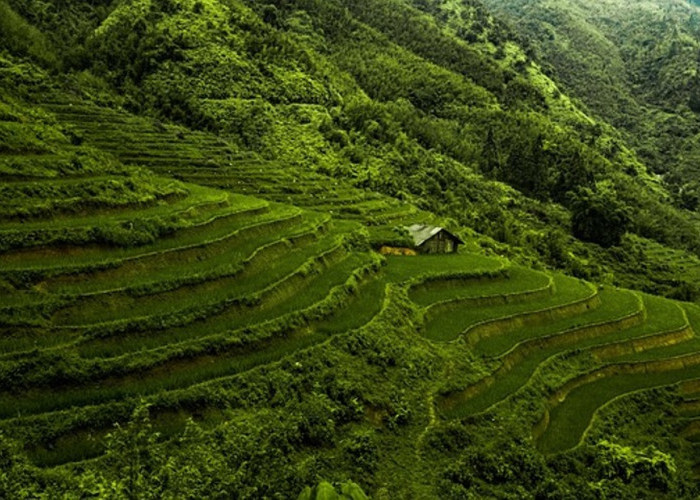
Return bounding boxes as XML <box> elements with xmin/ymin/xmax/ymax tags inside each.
<box><xmin>481</xmin><ymin>0</ymin><xmax>700</xmax><ymax>204</ymax></box>
<box><xmin>6</xmin><ymin>0</ymin><xmax>700</xmax><ymax>298</ymax></box>
<box><xmin>4</xmin><ymin>0</ymin><xmax>700</xmax><ymax>498</ymax></box>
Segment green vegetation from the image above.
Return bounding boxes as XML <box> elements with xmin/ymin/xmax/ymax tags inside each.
<box><xmin>4</xmin><ymin>0</ymin><xmax>700</xmax><ymax>498</ymax></box>
<box><xmin>481</xmin><ymin>0</ymin><xmax>700</xmax><ymax>190</ymax></box>
<box><xmin>423</xmin><ymin>272</ymin><xmax>594</xmax><ymax>342</ymax></box>
<box><xmin>5</xmin><ymin>0</ymin><xmax>700</xmax><ymax>296</ymax></box>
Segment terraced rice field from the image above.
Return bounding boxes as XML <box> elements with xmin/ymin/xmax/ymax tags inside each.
<box><xmin>406</xmin><ymin>261</ymin><xmax>700</xmax><ymax>460</ymax></box>
<box><xmin>39</xmin><ymin>98</ymin><xmax>427</xmax><ymax>228</ymax></box>
<box><xmin>1</xmin><ymin>197</ymin><xmax>378</xmax><ymax>453</ymax></box>
<box><xmin>5</xmin><ymin>93</ymin><xmax>700</xmax><ymax>477</ymax></box>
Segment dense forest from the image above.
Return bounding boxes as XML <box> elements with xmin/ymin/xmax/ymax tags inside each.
<box><xmin>3</xmin><ymin>0</ymin><xmax>700</xmax><ymax>498</ymax></box>
<box><xmin>481</xmin><ymin>0</ymin><xmax>700</xmax><ymax>188</ymax></box>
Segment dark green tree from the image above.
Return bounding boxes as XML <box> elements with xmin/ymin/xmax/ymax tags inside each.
<box><xmin>569</xmin><ymin>186</ymin><xmax>630</xmax><ymax>247</ymax></box>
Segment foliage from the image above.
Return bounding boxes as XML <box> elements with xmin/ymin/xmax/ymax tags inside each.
<box><xmin>591</xmin><ymin>440</ymin><xmax>677</xmax><ymax>491</ymax></box>
<box><xmin>3</xmin><ymin>0</ymin><xmax>700</xmax><ymax>297</ymax></box>
<box><xmin>4</xmin><ymin>1</ymin><xmax>700</xmax><ymax>499</ymax></box>
<box><xmin>298</xmin><ymin>480</ymin><xmax>369</xmax><ymax>500</ymax></box>
<box><xmin>0</xmin><ymin>1</ymin><xmax>56</xmax><ymax>67</ymax></box>
<box><xmin>569</xmin><ymin>185</ymin><xmax>630</xmax><ymax>248</ymax></box>
<box><xmin>481</xmin><ymin>0</ymin><xmax>700</xmax><ymax>199</ymax></box>
<box><xmin>0</xmin><ymin>433</ymin><xmax>45</xmax><ymax>499</ymax></box>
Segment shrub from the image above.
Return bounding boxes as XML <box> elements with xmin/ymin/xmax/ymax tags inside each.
<box><xmin>569</xmin><ymin>186</ymin><xmax>630</xmax><ymax>248</ymax></box>
<box><xmin>298</xmin><ymin>480</ymin><xmax>368</xmax><ymax>500</ymax></box>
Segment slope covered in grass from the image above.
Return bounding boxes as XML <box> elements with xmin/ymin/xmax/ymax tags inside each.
<box><xmin>4</xmin><ymin>1</ymin><xmax>700</xmax><ymax>498</ymax></box>
<box><xmin>6</xmin><ymin>0</ymin><xmax>700</xmax><ymax>298</ymax></box>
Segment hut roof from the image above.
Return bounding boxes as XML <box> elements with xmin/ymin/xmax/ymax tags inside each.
<box><xmin>406</xmin><ymin>224</ymin><xmax>464</xmax><ymax>247</ymax></box>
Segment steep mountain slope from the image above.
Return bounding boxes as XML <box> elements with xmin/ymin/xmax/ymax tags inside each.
<box><xmin>3</xmin><ymin>74</ymin><xmax>700</xmax><ymax>496</ymax></box>
<box><xmin>4</xmin><ymin>0</ymin><xmax>700</xmax><ymax>498</ymax></box>
<box><xmin>480</xmin><ymin>0</ymin><xmax>700</xmax><ymax>200</ymax></box>
<box><xmin>8</xmin><ymin>0</ymin><xmax>700</xmax><ymax>299</ymax></box>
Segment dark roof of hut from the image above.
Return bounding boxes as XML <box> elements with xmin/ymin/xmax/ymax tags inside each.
<box><xmin>406</xmin><ymin>224</ymin><xmax>464</xmax><ymax>247</ymax></box>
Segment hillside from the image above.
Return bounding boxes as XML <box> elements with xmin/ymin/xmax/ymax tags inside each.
<box><xmin>3</xmin><ymin>0</ymin><xmax>700</xmax><ymax>498</ymax></box>
<box><xmin>7</xmin><ymin>0</ymin><xmax>700</xmax><ymax>299</ymax></box>
<box><xmin>4</xmin><ymin>86</ymin><xmax>700</xmax><ymax>496</ymax></box>
<box><xmin>480</xmin><ymin>0</ymin><xmax>700</xmax><ymax>203</ymax></box>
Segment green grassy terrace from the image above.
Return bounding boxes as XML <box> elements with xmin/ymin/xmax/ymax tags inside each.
<box><xmin>2</xmin><ymin>56</ymin><xmax>700</xmax><ymax>498</ymax></box>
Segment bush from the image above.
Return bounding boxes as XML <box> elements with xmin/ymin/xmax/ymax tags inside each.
<box><xmin>341</xmin><ymin>431</ymin><xmax>379</xmax><ymax>474</ymax></box>
<box><xmin>569</xmin><ymin>186</ymin><xmax>630</xmax><ymax>247</ymax></box>
<box><xmin>298</xmin><ymin>481</ymin><xmax>368</xmax><ymax>500</ymax></box>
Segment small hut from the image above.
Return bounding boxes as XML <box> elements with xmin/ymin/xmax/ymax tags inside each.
<box><xmin>406</xmin><ymin>224</ymin><xmax>463</xmax><ymax>254</ymax></box>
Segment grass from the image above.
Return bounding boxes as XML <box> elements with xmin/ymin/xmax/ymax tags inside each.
<box><xmin>1</xmin><ymin>251</ymin><xmax>382</xmax><ymax>467</ymax></box>
<box><xmin>384</xmin><ymin>253</ymin><xmax>504</xmax><ymax>282</ymax></box>
<box><xmin>0</xmin><ymin>326</ymin><xmax>82</xmax><ymax>357</ymax></box>
<box><xmin>52</xmin><ymin>227</ymin><xmax>347</xmax><ymax>327</ymax></box>
<box><xmin>0</xmin><ymin>251</ymin><xmax>499</xmax><ymax>449</ymax></box>
<box><xmin>0</xmin><ymin>94</ymin><xmax>450</xmax><ymax>469</ymax></box>
<box><xmin>474</xmin><ymin>287</ymin><xmax>641</xmax><ymax>357</ymax></box>
<box><xmin>0</xmin><ymin>194</ymin><xmax>268</xmax><ymax>271</ymax></box>
<box><xmin>0</xmin><ymin>211</ymin><xmax>324</xmax><ymax>354</ymax></box>
<box><xmin>46</xmin><ymin>206</ymin><xmax>308</xmax><ymax>296</ymax></box>
<box><xmin>606</xmin><ymin>302</ymin><xmax>700</xmax><ymax>363</ymax></box>
<box><xmin>0</xmin><ymin>183</ymin><xmax>224</xmax><ymax>232</ymax></box>
<box><xmin>0</xmin><ymin>205</ymin><xmax>299</xmax><ymax>321</ymax></box>
<box><xmin>422</xmin><ymin>273</ymin><xmax>594</xmax><ymax>342</ymax></box>
<box><xmin>536</xmin><ymin>366</ymin><xmax>700</xmax><ymax>454</ymax></box>
<box><xmin>8</xmin><ymin>90</ymin><xmax>700</xmax><ymax>476</ymax></box>
<box><xmin>315</xmin><ymin>275</ymin><xmax>386</xmax><ymax>334</ymax></box>
<box><xmin>27</xmin><ymin>406</ymin><xmax>228</xmax><ymax>467</ymax></box>
<box><xmin>0</xmin><ymin>253</ymin><xmax>380</xmax><ymax>418</ymax></box>
<box><xmin>533</xmin><ymin>297</ymin><xmax>700</xmax><ymax>454</ymax></box>
<box><xmin>440</xmin><ymin>288</ymin><xmax>642</xmax><ymax>417</ymax></box>
<box><xmin>71</xmin><ymin>238</ymin><xmax>363</xmax><ymax>357</ymax></box>
<box><xmin>441</xmin><ymin>291</ymin><xmax>694</xmax><ymax>420</ymax></box>
<box><xmin>0</xmin><ymin>173</ymin><xmax>187</xmax><ymax>220</ymax></box>
<box><xmin>410</xmin><ymin>266</ymin><xmax>547</xmax><ymax>306</ymax></box>
<box><xmin>0</xmin><ymin>153</ymin><xmax>107</xmax><ymax>180</ymax></box>
<box><xmin>678</xmin><ymin>399</ymin><xmax>700</xmax><ymax>418</ymax></box>
<box><xmin>634</xmin><ymin>235</ymin><xmax>700</xmax><ymax>287</ymax></box>
<box><xmin>42</xmin><ymin>98</ymin><xmax>433</xmax><ymax>237</ymax></box>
